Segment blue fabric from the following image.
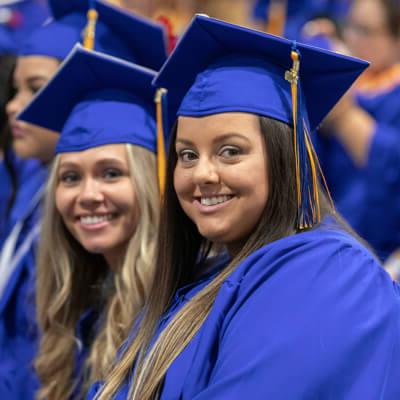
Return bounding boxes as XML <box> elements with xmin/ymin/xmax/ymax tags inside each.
<box><xmin>20</xmin><ymin>0</ymin><xmax>167</xmax><ymax>68</ymax></box>
<box><xmin>18</xmin><ymin>45</ymin><xmax>161</xmax><ymax>155</ymax></box>
<box><xmin>154</xmin><ymin>15</ymin><xmax>368</xmax><ymax>133</ymax></box>
<box><xmin>0</xmin><ymin>155</ymin><xmax>43</xmax><ymax>245</ymax></box>
<box><xmin>88</xmin><ymin>220</ymin><xmax>400</xmax><ymax>399</ymax></box>
<box><xmin>314</xmin><ymin>84</ymin><xmax>400</xmax><ymax>261</ymax></box>
<box><xmin>0</xmin><ymin>162</ymin><xmax>47</xmax><ymax>398</ymax></box>
<box><xmin>14</xmin><ymin>308</ymin><xmax>100</xmax><ymax>399</ymax></box>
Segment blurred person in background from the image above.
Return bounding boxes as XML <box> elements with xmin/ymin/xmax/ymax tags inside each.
<box><xmin>0</xmin><ymin>54</ymin><xmax>17</xmax><ymax>233</ymax></box>
<box><xmin>310</xmin><ymin>0</ymin><xmax>400</xmax><ymax>262</ymax></box>
<box><xmin>120</xmin><ymin>0</ymin><xmax>258</xmax><ymax>52</ymax></box>
<box><xmin>251</xmin><ymin>0</ymin><xmax>351</xmax><ymax>38</ymax></box>
<box><xmin>0</xmin><ymin>0</ymin><xmax>49</xmax><ymax>241</ymax></box>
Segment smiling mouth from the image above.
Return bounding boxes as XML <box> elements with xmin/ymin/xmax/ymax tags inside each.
<box><xmin>79</xmin><ymin>214</ymin><xmax>115</xmax><ymax>225</ymax></box>
<box><xmin>198</xmin><ymin>195</ymin><xmax>234</xmax><ymax>206</ymax></box>
<box><xmin>11</xmin><ymin>124</ymin><xmax>26</xmax><ymax>139</ymax></box>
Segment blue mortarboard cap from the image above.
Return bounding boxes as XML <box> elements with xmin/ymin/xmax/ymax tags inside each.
<box><xmin>154</xmin><ymin>14</ymin><xmax>368</xmax><ymax>229</ymax></box>
<box><xmin>0</xmin><ymin>26</ymin><xmax>16</xmax><ymax>53</ymax></box>
<box><xmin>155</xmin><ymin>14</ymin><xmax>367</xmax><ymax>130</ymax></box>
<box><xmin>19</xmin><ymin>0</ymin><xmax>167</xmax><ymax>68</ymax></box>
<box><xmin>17</xmin><ymin>44</ymin><xmax>159</xmax><ymax>155</ymax></box>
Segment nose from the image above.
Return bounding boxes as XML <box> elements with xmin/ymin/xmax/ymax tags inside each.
<box><xmin>78</xmin><ymin>178</ymin><xmax>104</xmax><ymax>207</ymax></box>
<box><xmin>6</xmin><ymin>93</ymin><xmax>23</xmax><ymax>120</ymax></box>
<box><xmin>192</xmin><ymin>156</ymin><xmax>220</xmax><ymax>186</ymax></box>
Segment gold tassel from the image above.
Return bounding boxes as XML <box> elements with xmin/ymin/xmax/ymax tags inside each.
<box><xmin>83</xmin><ymin>8</ymin><xmax>98</xmax><ymax>50</ymax></box>
<box><xmin>285</xmin><ymin>49</ymin><xmax>330</xmax><ymax>230</ymax></box>
<box><xmin>285</xmin><ymin>50</ymin><xmax>301</xmax><ymax>209</ymax></box>
<box><xmin>155</xmin><ymin>88</ymin><xmax>167</xmax><ymax>196</ymax></box>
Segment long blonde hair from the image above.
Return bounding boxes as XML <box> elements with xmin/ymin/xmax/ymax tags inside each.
<box><xmin>35</xmin><ymin>144</ymin><xmax>159</xmax><ymax>400</ymax></box>
<box><xmin>96</xmin><ymin>117</ymin><xmax>335</xmax><ymax>399</ymax></box>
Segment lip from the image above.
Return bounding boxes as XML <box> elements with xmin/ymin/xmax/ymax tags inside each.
<box><xmin>10</xmin><ymin>122</ymin><xmax>26</xmax><ymax>139</ymax></box>
<box><xmin>193</xmin><ymin>196</ymin><xmax>235</xmax><ymax>214</ymax></box>
<box><xmin>77</xmin><ymin>213</ymin><xmax>116</xmax><ymax>231</ymax></box>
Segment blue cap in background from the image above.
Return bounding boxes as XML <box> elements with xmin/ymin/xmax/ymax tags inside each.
<box><xmin>0</xmin><ymin>0</ymin><xmax>49</xmax><ymax>54</ymax></box>
<box><xmin>17</xmin><ymin>44</ymin><xmax>161</xmax><ymax>155</ymax></box>
<box><xmin>20</xmin><ymin>0</ymin><xmax>167</xmax><ymax>67</ymax></box>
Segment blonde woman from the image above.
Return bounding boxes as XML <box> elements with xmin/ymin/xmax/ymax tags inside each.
<box><xmin>17</xmin><ymin>46</ymin><xmax>165</xmax><ymax>399</ymax></box>
<box><xmin>0</xmin><ymin>1</ymin><xmax>167</xmax><ymax>398</ymax></box>
<box><xmin>91</xmin><ymin>16</ymin><xmax>400</xmax><ymax>400</ymax></box>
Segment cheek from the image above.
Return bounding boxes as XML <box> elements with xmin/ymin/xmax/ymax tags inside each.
<box><xmin>111</xmin><ymin>184</ymin><xmax>137</xmax><ymax>219</ymax></box>
<box><xmin>13</xmin><ymin>127</ymin><xmax>57</xmax><ymax>160</ymax></box>
<box><xmin>173</xmin><ymin>166</ymin><xmax>192</xmax><ymax>198</ymax></box>
<box><xmin>55</xmin><ymin>187</ymin><xmax>74</xmax><ymax>222</ymax></box>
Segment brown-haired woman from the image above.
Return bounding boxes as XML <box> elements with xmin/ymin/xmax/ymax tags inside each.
<box><xmin>90</xmin><ymin>15</ymin><xmax>400</xmax><ymax>400</ymax></box>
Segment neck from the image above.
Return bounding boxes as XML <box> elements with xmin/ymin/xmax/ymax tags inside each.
<box><xmin>103</xmin><ymin>250</ymin><xmax>125</xmax><ymax>273</ymax></box>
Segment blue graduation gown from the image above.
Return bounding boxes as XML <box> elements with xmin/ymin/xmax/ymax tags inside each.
<box><xmin>0</xmin><ymin>155</ymin><xmax>44</xmax><ymax>244</ymax></box>
<box><xmin>88</xmin><ymin>219</ymin><xmax>400</xmax><ymax>399</ymax></box>
<box><xmin>12</xmin><ymin>308</ymin><xmax>100</xmax><ymax>399</ymax></box>
<box><xmin>0</xmin><ymin>162</ymin><xmax>47</xmax><ymax>398</ymax></box>
<box><xmin>314</xmin><ymin>83</ymin><xmax>400</xmax><ymax>261</ymax></box>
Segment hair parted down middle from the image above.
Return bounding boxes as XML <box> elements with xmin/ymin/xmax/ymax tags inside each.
<box><xmin>95</xmin><ymin>116</ymin><xmax>335</xmax><ymax>400</ymax></box>
<box><xmin>35</xmin><ymin>144</ymin><xmax>160</xmax><ymax>400</ymax></box>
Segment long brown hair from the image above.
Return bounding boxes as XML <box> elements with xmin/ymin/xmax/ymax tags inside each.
<box><xmin>97</xmin><ymin>115</ymin><xmax>334</xmax><ymax>399</ymax></box>
<box><xmin>35</xmin><ymin>144</ymin><xmax>160</xmax><ymax>400</ymax></box>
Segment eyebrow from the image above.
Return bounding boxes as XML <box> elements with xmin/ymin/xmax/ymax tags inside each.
<box><xmin>14</xmin><ymin>75</ymin><xmax>49</xmax><ymax>88</ymax></box>
<box><xmin>27</xmin><ymin>76</ymin><xmax>48</xmax><ymax>83</ymax></box>
<box><xmin>176</xmin><ymin>132</ymin><xmax>251</xmax><ymax>146</ymax></box>
<box><xmin>58</xmin><ymin>158</ymin><xmax>126</xmax><ymax>170</ymax></box>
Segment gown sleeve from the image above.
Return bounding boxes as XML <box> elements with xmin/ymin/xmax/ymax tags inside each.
<box><xmin>364</xmin><ymin>122</ymin><xmax>400</xmax><ymax>259</ymax></box>
<box><xmin>191</xmin><ymin>236</ymin><xmax>400</xmax><ymax>400</ymax></box>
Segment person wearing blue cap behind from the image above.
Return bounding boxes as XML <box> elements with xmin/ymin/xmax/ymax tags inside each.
<box><xmin>90</xmin><ymin>15</ymin><xmax>400</xmax><ymax>400</ymax></box>
<box><xmin>0</xmin><ymin>0</ymin><xmax>49</xmax><ymax>242</ymax></box>
<box><xmin>311</xmin><ymin>0</ymin><xmax>400</xmax><ymax>263</ymax></box>
<box><xmin>252</xmin><ymin>0</ymin><xmax>351</xmax><ymax>38</ymax></box>
<box><xmin>0</xmin><ymin>1</ymin><xmax>167</xmax><ymax>398</ymax></box>
<box><xmin>15</xmin><ymin>44</ymin><xmax>165</xmax><ymax>400</ymax></box>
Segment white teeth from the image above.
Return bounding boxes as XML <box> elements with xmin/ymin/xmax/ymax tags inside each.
<box><xmin>200</xmin><ymin>195</ymin><xmax>232</xmax><ymax>206</ymax></box>
<box><xmin>80</xmin><ymin>214</ymin><xmax>113</xmax><ymax>225</ymax></box>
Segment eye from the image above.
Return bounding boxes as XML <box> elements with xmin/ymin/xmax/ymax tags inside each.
<box><xmin>178</xmin><ymin>149</ymin><xmax>198</xmax><ymax>163</ymax></box>
<box><xmin>219</xmin><ymin>146</ymin><xmax>242</xmax><ymax>158</ymax></box>
<box><xmin>59</xmin><ymin>171</ymin><xmax>80</xmax><ymax>185</ymax></box>
<box><xmin>28</xmin><ymin>84</ymin><xmax>43</xmax><ymax>95</ymax></box>
<box><xmin>103</xmin><ymin>168</ymin><xmax>123</xmax><ymax>180</ymax></box>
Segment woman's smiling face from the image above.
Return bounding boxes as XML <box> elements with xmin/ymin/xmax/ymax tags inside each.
<box><xmin>174</xmin><ymin>112</ymin><xmax>269</xmax><ymax>254</ymax></box>
<box><xmin>55</xmin><ymin>144</ymin><xmax>138</xmax><ymax>266</ymax></box>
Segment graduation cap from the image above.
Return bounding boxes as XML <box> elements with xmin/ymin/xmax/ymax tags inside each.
<box><xmin>17</xmin><ymin>44</ymin><xmax>168</xmax><ymax>191</ymax></box>
<box><xmin>19</xmin><ymin>0</ymin><xmax>167</xmax><ymax>69</ymax></box>
<box><xmin>154</xmin><ymin>14</ymin><xmax>369</xmax><ymax>229</ymax></box>
<box><xmin>0</xmin><ymin>26</ymin><xmax>16</xmax><ymax>53</ymax></box>
<box><xmin>0</xmin><ymin>0</ymin><xmax>50</xmax><ymax>54</ymax></box>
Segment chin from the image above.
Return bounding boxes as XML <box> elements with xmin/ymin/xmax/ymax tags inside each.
<box><xmin>13</xmin><ymin>141</ymin><xmax>35</xmax><ymax>159</ymax></box>
<box><xmin>81</xmin><ymin>241</ymin><xmax>111</xmax><ymax>255</ymax></box>
<box><xmin>198</xmin><ymin>226</ymin><xmax>231</xmax><ymax>245</ymax></box>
